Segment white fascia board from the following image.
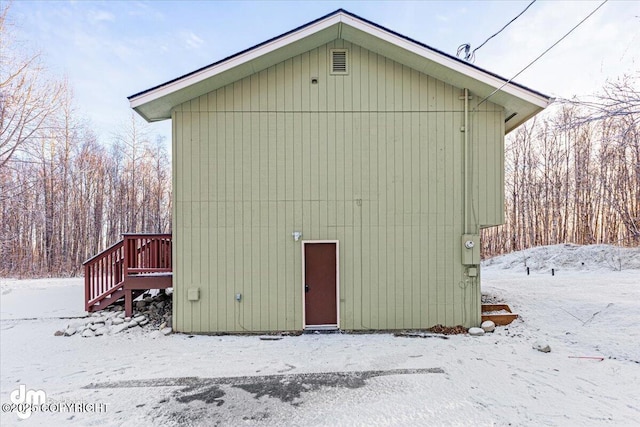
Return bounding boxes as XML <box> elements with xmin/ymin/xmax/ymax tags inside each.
<box><xmin>131</xmin><ymin>11</ymin><xmax>550</xmax><ymax>115</ymax></box>
<box><xmin>340</xmin><ymin>14</ymin><xmax>550</xmax><ymax>109</ymax></box>
<box><xmin>130</xmin><ymin>14</ymin><xmax>344</xmax><ymax>109</ymax></box>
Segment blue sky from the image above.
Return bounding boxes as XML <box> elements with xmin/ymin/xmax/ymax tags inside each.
<box><xmin>9</xmin><ymin>1</ymin><xmax>639</xmax><ymax>145</ymax></box>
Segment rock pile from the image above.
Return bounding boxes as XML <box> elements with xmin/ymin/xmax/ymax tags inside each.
<box><xmin>133</xmin><ymin>291</ymin><xmax>172</xmax><ymax>327</ymax></box>
<box><xmin>56</xmin><ymin>291</ymin><xmax>173</xmax><ymax>338</ymax></box>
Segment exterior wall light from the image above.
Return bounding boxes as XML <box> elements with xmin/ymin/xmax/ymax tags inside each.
<box><xmin>292</xmin><ymin>231</ymin><xmax>302</xmax><ymax>241</ymax></box>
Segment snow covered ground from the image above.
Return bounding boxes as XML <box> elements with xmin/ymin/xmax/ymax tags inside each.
<box><xmin>1</xmin><ymin>244</ymin><xmax>639</xmax><ymax>426</ymax></box>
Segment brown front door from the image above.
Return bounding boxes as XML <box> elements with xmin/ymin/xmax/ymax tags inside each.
<box><xmin>304</xmin><ymin>243</ymin><xmax>337</xmax><ymax>327</ymax></box>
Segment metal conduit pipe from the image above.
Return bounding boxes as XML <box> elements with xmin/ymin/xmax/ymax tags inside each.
<box><xmin>463</xmin><ymin>88</ymin><xmax>469</xmax><ymax>235</ymax></box>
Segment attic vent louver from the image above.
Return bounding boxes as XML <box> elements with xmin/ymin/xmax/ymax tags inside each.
<box><xmin>330</xmin><ymin>49</ymin><xmax>348</xmax><ymax>75</ymax></box>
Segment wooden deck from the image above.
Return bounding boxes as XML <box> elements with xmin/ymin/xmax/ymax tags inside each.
<box><xmin>83</xmin><ymin>233</ymin><xmax>172</xmax><ymax>317</ymax></box>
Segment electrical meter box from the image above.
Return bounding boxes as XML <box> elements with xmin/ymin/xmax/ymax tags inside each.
<box><xmin>461</xmin><ymin>234</ymin><xmax>480</xmax><ymax>265</ymax></box>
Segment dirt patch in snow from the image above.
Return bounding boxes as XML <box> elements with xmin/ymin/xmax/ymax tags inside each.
<box><xmin>176</xmin><ymin>385</ymin><xmax>225</xmax><ymax>406</ymax></box>
<box><xmin>85</xmin><ymin>368</ymin><xmax>445</xmax><ymax>394</ymax></box>
<box><xmin>86</xmin><ymin>368</ymin><xmax>445</xmax><ymax>426</ymax></box>
<box><xmin>426</xmin><ymin>324</ymin><xmax>468</xmax><ymax>335</ymax></box>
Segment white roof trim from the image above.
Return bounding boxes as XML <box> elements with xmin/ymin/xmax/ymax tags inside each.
<box><xmin>130</xmin><ymin>10</ymin><xmax>551</xmax><ymax>126</ymax></box>
<box><xmin>339</xmin><ymin>14</ymin><xmax>549</xmax><ymax>108</ymax></box>
<box><xmin>130</xmin><ymin>14</ymin><xmax>343</xmax><ymax>109</ymax></box>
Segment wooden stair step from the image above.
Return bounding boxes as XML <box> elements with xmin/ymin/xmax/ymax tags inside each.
<box><xmin>481</xmin><ymin>303</ymin><xmax>518</xmax><ymax>326</ymax></box>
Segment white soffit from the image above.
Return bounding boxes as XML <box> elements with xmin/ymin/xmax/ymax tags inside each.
<box><xmin>129</xmin><ymin>10</ymin><xmax>551</xmax><ymax>132</ymax></box>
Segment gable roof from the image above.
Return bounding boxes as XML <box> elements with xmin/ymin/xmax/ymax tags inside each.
<box><xmin>129</xmin><ymin>9</ymin><xmax>552</xmax><ymax>133</ymax></box>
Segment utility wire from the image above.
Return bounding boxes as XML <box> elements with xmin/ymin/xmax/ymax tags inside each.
<box><xmin>458</xmin><ymin>0</ymin><xmax>537</xmax><ymax>62</ymax></box>
<box><xmin>476</xmin><ymin>0</ymin><xmax>609</xmax><ymax>108</ymax></box>
<box><xmin>473</xmin><ymin>0</ymin><xmax>537</xmax><ymax>57</ymax></box>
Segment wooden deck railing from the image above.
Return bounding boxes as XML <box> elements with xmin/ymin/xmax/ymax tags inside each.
<box><xmin>123</xmin><ymin>233</ymin><xmax>172</xmax><ymax>275</ymax></box>
<box><xmin>84</xmin><ymin>240</ymin><xmax>125</xmax><ymax>311</ymax></box>
<box><xmin>83</xmin><ymin>233</ymin><xmax>172</xmax><ymax>312</ymax></box>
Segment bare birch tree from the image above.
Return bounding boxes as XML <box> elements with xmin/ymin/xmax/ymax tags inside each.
<box><xmin>483</xmin><ymin>75</ymin><xmax>640</xmax><ymax>258</ymax></box>
<box><xmin>0</xmin><ymin>4</ymin><xmax>64</xmax><ymax>169</ymax></box>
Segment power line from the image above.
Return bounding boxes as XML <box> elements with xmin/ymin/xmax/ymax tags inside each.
<box><xmin>473</xmin><ymin>1</ymin><xmax>537</xmax><ymax>56</ymax></box>
<box><xmin>477</xmin><ymin>0</ymin><xmax>609</xmax><ymax>108</ymax></box>
<box><xmin>457</xmin><ymin>0</ymin><xmax>537</xmax><ymax>63</ymax></box>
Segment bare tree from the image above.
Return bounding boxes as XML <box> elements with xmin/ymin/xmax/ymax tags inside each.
<box><xmin>483</xmin><ymin>77</ymin><xmax>640</xmax><ymax>259</ymax></box>
<box><xmin>0</xmin><ymin>4</ymin><xmax>64</xmax><ymax>169</ymax></box>
<box><xmin>0</xmin><ymin>5</ymin><xmax>172</xmax><ymax>278</ymax></box>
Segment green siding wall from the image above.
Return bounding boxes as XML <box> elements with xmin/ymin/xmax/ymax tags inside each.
<box><xmin>171</xmin><ymin>40</ymin><xmax>504</xmax><ymax>333</ymax></box>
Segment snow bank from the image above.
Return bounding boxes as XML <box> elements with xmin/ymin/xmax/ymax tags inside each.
<box><xmin>482</xmin><ymin>243</ymin><xmax>640</xmax><ymax>272</ymax></box>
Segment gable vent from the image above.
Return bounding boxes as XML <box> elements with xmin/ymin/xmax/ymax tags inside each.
<box><xmin>330</xmin><ymin>49</ymin><xmax>348</xmax><ymax>75</ymax></box>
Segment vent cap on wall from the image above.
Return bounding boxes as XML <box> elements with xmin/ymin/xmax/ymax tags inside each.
<box><xmin>330</xmin><ymin>49</ymin><xmax>348</xmax><ymax>74</ymax></box>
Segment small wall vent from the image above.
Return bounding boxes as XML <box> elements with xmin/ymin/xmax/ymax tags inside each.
<box><xmin>330</xmin><ymin>49</ymin><xmax>348</xmax><ymax>75</ymax></box>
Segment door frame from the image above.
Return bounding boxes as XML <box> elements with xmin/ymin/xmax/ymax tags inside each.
<box><xmin>301</xmin><ymin>240</ymin><xmax>340</xmax><ymax>330</ymax></box>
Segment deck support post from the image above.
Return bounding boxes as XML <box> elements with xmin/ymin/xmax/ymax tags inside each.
<box><xmin>125</xmin><ymin>288</ymin><xmax>133</xmax><ymax>317</ymax></box>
